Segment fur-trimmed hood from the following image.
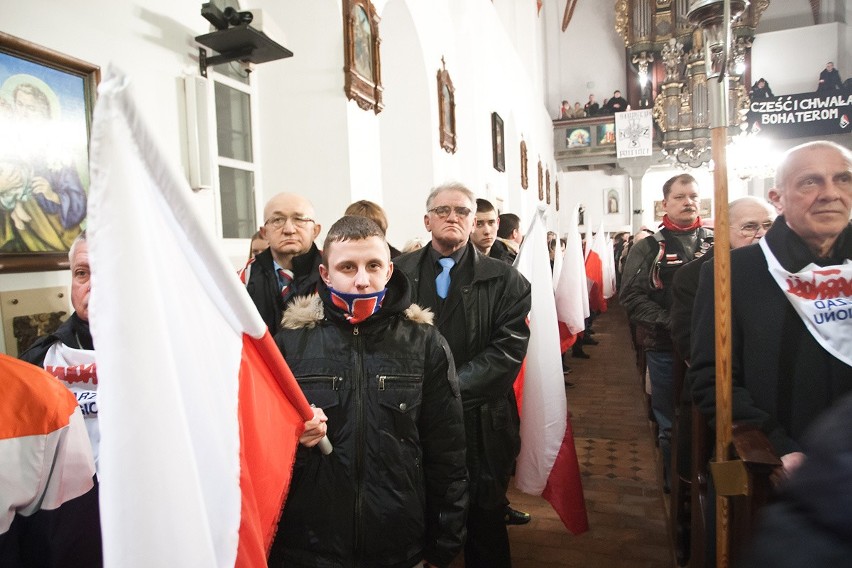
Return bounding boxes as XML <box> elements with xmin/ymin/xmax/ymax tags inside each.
<box><xmin>281</xmin><ymin>294</ymin><xmax>434</xmax><ymax>330</ymax></box>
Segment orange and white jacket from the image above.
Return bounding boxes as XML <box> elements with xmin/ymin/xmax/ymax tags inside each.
<box><xmin>0</xmin><ymin>354</ymin><xmax>101</xmax><ymax>567</ymax></box>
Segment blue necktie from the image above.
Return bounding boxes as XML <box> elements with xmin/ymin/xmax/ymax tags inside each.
<box><xmin>436</xmin><ymin>257</ymin><xmax>455</xmax><ymax>299</ymax></box>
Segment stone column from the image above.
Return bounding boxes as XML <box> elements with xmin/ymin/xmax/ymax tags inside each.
<box><xmin>618</xmin><ymin>157</ymin><xmax>655</xmax><ymax>232</ymax></box>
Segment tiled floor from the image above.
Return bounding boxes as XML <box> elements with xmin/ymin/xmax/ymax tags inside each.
<box><xmin>456</xmin><ymin>299</ymin><xmax>674</xmax><ymax>567</ymax></box>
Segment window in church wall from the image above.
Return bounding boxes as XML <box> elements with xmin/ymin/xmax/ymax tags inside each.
<box><xmin>218</xmin><ymin>166</ymin><xmax>256</xmax><ymax>239</ymax></box>
<box><xmin>211</xmin><ymin>67</ymin><xmax>258</xmax><ymax>239</ymax></box>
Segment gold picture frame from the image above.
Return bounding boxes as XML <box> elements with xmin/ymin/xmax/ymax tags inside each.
<box><xmin>343</xmin><ymin>0</ymin><xmax>383</xmax><ymax>113</ymax></box>
<box><xmin>520</xmin><ymin>139</ymin><xmax>528</xmax><ymax>189</ymax></box>
<box><xmin>491</xmin><ymin>112</ymin><xmax>505</xmax><ymax>172</ymax></box>
<box><xmin>555</xmin><ymin>180</ymin><xmax>560</xmax><ymax>211</ymax></box>
<box><xmin>437</xmin><ymin>58</ymin><xmax>456</xmax><ymax>153</ymax></box>
<box><xmin>546</xmin><ymin>167</ymin><xmax>551</xmax><ymax>204</ymax></box>
<box><xmin>537</xmin><ymin>159</ymin><xmax>544</xmax><ymax>201</ymax></box>
<box><xmin>0</xmin><ymin>32</ymin><xmax>99</xmax><ymax>273</ymax></box>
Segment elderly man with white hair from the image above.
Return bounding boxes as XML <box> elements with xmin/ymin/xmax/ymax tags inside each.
<box><xmin>690</xmin><ymin>140</ymin><xmax>852</xmax><ymax>478</ymax></box>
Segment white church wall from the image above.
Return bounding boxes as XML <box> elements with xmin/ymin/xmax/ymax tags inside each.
<box><xmin>377</xmin><ymin>0</ymin><xmax>437</xmax><ymax>249</ymax></box>
<box><xmin>254</xmin><ymin>1</ymin><xmax>356</xmax><ymax>245</ymax></box>
<box><xmin>0</xmin><ymin>0</ymin><xmax>559</xmax><ymax>280</ymax></box>
<box><xmin>752</xmin><ymin>22</ymin><xmax>845</xmax><ymax>95</ymax></box>
<box><xmin>756</xmin><ymin>0</ymin><xmax>814</xmax><ymax>33</ymax></box>
<box><xmin>0</xmin><ymin>0</ymin><xmax>216</xmax><ymax>351</ymax></box>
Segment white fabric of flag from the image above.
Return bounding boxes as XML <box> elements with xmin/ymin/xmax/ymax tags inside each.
<box><xmin>88</xmin><ymin>67</ymin><xmax>268</xmax><ymax>568</ymax></box>
<box><xmin>552</xmin><ymin>226</ymin><xmax>564</xmax><ymax>290</ymax></box>
<box><xmin>595</xmin><ymin>223</ymin><xmax>617</xmax><ymax>299</ymax></box>
<box><xmin>513</xmin><ymin>207</ymin><xmax>568</xmax><ymax>494</ymax></box>
<box><xmin>554</xmin><ymin>205</ymin><xmax>588</xmax><ymax>334</ymax></box>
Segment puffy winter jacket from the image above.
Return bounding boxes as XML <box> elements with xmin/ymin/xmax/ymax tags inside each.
<box><xmin>268</xmin><ymin>272</ymin><xmax>468</xmax><ymax>568</ymax></box>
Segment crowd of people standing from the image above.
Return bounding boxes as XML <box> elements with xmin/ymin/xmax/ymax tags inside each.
<box><xmin>557</xmin><ymin>89</ymin><xmax>630</xmax><ymax>119</ymax></box>
<box><xmin>3</xmin><ymin>135</ymin><xmax>850</xmax><ymax>567</ymax></box>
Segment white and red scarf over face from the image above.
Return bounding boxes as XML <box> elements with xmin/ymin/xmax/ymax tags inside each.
<box><xmin>329</xmin><ymin>288</ymin><xmax>386</xmax><ymax>325</ymax></box>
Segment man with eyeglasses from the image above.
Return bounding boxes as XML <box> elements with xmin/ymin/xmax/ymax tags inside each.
<box><xmin>620</xmin><ymin>173</ymin><xmax>713</xmax><ymax>491</ymax></box>
<box><xmin>671</xmin><ymin>196</ymin><xmax>776</xmax><ymax>360</ymax></box>
<box><xmin>240</xmin><ymin>193</ymin><xmax>323</xmax><ymax>333</ymax></box>
<box><xmin>395</xmin><ymin>182</ymin><xmax>531</xmax><ymax>568</ymax></box>
<box><xmin>690</xmin><ymin>141</ymin><xmax>852</xmax><ymax>481</ymax></box>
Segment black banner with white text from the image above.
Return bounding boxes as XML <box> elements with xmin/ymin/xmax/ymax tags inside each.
<box><xmin>746</xmin><ymin>91</ymin><xmax>851</xmax><ymax>138</ymax></box>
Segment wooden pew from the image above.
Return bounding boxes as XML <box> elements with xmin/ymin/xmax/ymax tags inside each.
<box><xmin>683</xmin><ymin>413</ymin><xmax>781</xmax><ymax>567</ymax></box>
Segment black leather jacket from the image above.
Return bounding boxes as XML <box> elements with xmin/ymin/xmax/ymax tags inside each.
<box><xmin>243</xmin><ymin>244</ymin><xmax>322</xmax><ymax>334</ymax></box>
<box><xmin>20</xmin><ymin>313</ymin><xmax>93</xmax><ymax>367</ymax></box>
<box><xmin>268</xmin><ymin>272</ymin><xmax>468</xmax><ymax>568</ymax></box>
<box><xmin>620</xmin><ymin>226</ymin><xmax>712</xmax><ymax>351</ymax></box>
<box><xmin>395</xmin><ymin>243</ymin><xmax>531</xmax><ymax>509</ymax></box>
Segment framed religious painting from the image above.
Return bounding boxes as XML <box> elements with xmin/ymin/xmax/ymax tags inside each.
<box><xmin>0</xmin><ymin>32</ymin><xmax>99</xmax><ymax>273</ymax></box>
<box><xmin>437</xmin><ymin>58</ymin><xmax>456</xmax><ymax>153</ymax></box>
<box><xmin>519</xmin><ymin>139</ymin><xmax>528</xmax><ymax>189</ymax></box>
<box><xmin>491</xmin><ymin>112</ymin><xmax>505</xmax><ymax>172</ymax></box>
<box><xmin>537</xmin><ymin>159</ymin><xmax>543</xmax><ymax>201</ymax></box>
<box><xmin>545</xmin><ymin>168</ymin><xmax>551</xmax><ymax>204</ymax></box>
<box><xmin>343</xmin><ymin>0</ymin><xmax>383</xmax><ymax>113</ymax></box>
<box><xmin>566</xmin><ymin>127</ymin><xmax>591</xmax><ymax>148</ymax></box>
<box><xmin>555</xmin><ymin>180</ymin><xmax>560</xmax><ymax>211</ymax></box>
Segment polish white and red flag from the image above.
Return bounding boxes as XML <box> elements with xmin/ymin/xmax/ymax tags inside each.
<box><xmin>554</xmin><ymin>205</ymin><xmax>589</xmax><ymax>351</ymax></box>
<box><xmin>600</xmin><ymin>226</ymin><xmax>617</xmax><ymax>300</ymax></box>
<box><xmin>584</xmin><ymin>222</ymin><xmax>607</xmax><ymax>313</ymax></box>
<box><xmin>87</xmin><ymin>67</ymin><xmax>315</xmax><ymax>567</ymax></box>
<box><xmin>513</xmin><ymin>207</ymin><xmax>589</xmax><ymax>535</ymax></box>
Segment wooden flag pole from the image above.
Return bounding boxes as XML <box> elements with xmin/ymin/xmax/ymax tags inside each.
<box><xmin>709</xmin><ymin>2</ymin><xmax>734</xmax><ymax>566</ymax></box>
<box><xmin>687</xmin><ymin>1</ymin><xmax>749</xmax><ymax>566</ymax></box>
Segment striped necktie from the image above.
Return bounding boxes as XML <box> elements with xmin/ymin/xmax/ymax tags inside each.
<box><xmin>278</xmin><ymin>268</ymin><xmax>293</xmax><ymax>300</ymax></box>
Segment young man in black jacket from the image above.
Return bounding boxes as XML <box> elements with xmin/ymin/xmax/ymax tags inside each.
<box><xmin>269</xmin><ymin>216</ymin><xmax>468</xmax><ymax>568</ymax></box>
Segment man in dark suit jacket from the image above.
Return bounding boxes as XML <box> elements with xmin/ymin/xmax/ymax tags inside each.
<box><xmin>689</xmin><ymin>141</ymin><xmax>852</xmax><ymax>478</ymax></box>
<box><xmin>395</xmin><ymin>182</ymin><xmax>531</xmax><ymax>568</ymax></box>
<box><xmin>239</xmin><ymin>193</ymin><xmax>323</xmax><ymax>333</ymax></box>
<box><xmin>670</xmin><ymin>197</ymin><xmax>775</xmax><ymax>360</ymax></box>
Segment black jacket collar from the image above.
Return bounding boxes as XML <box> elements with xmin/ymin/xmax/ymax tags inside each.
<box><xmin>765</xmin><ymin>216</ymin><xmax>852</xmax><ymax>271</ymax></box>
<box><xmin>255</xmin><ymin>242</ymin><xmax>321</xmax><ymax>276</ymax></box>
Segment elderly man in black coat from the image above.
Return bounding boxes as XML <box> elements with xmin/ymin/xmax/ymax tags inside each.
<box><xmin>395</xmin><ymin>182</ymin><xmax>531</xmax><ymax>568</ymax></box>
<box><xmin>689</xmin><ymin>141</ymin><xmax>852</xmax><ymax>478</ymax></box>
<box><xmin>239</xmin><ymin>192</ymin><xmax>323</xmax><ymax>334</ymax></box>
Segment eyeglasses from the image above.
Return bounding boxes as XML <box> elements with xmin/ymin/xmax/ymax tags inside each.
<box><xmin>264</xmin><ymin>215</ymin><xmax>315</xmax><ymax>230</ymax></box>
<box><xmin>428</xmin><ymin>206</ymin><xmax>472</xmax><ymax>219</ymax></box>
<box><xmin>737</xmin><ymin>221</ymin><xmax>773</xmax><ymax>237</ymax></box>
